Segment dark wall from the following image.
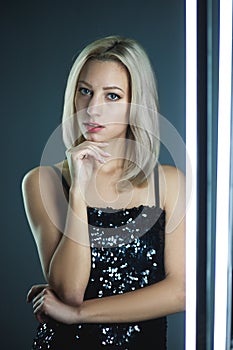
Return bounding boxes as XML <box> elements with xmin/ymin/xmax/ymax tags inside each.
<box><xmin>0</xmin><ymin>1</ymin><xmax>185</xmax><ymax>348</ymax></box>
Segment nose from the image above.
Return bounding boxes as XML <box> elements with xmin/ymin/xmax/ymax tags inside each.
<box><xmin>87</xmin><ymin>96</ymin><xmax>102</xmax><ymax>117</ymax></box>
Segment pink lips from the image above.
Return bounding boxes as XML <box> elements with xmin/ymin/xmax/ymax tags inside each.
<box><xmin>83</xmin><ymin>122</ymin><xmax>105</xmax><ymax>133</ymax></box>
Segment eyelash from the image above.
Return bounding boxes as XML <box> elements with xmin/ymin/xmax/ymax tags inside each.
<box><xmin>79</xmin><ymin>87</ymin><xmax>92</xmax><ymax>96</ymax></box>
<box><xmin>107</xmin><ymin>93</ymin><xmax>121</xmax><ymax>101</ymax></box>
<box><xmin>78</xmin><ymin>88</ymin><xmax>121</xmax><ymax>101</ymax></box>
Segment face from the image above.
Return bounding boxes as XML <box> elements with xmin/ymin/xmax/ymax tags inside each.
<box><xmin>75</xmin><ymin>59</ymin><xmax>130</xmax><ymax>143</ymax></box>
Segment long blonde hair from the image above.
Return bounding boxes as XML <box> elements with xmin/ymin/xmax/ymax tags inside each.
<box><xmin>62</xmin><ymin>35</ymin><xmax>160</xmax><ymax>188</ymax></box>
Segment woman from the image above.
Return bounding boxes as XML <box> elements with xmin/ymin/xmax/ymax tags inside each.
<box><xmin>22</xmin><ymin>35</ymin><xmax>185</xmax><ymax>349</ymax></box>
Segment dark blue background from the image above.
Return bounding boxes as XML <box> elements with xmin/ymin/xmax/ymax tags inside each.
<box><xmin>0</xmin><ymin>1</ymin><xmax>185</xmax><ymax>348</ymax></box>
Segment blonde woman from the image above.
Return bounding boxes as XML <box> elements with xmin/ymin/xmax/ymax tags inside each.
<box><xmin>22</xmin><ymin>35</ymin><xmax>185</xmax><ymax>349</ymax></box>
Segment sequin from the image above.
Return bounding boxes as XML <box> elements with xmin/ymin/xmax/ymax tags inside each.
<box><xmin>32</xmin><ymin>206</ymin><xmax>167</xmax><ymax>349</ymax></box>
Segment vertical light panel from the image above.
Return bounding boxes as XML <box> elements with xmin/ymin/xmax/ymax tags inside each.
<box><xmin>185</xmin><ymin>0</ymin><xmax>197</xmax><ymax>349</ymax></box>
<box><xmin>213</xmin><ymin>0</ymin><xmax>233</xmax><ymax>348</ymax></box>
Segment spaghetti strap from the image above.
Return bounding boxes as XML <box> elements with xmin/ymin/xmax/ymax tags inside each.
<box><xmin>154</xmin><ymin>163</ymin><xmax>160</xmax><ymax>208</ymax></box>
<box><xmin>51</xmin><ymin>165</ymin><xmax>70</xmax><ymax>194</ymax></box>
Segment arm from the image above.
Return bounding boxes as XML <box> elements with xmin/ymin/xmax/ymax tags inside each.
<box><xmin>22</xmin><ymin>142</ymin><xmax>110</xmax><ymax>306</ymax></box>
<box><xmin>22</xmin><ymin>165</ymin><xmax>91</xmax><ymax>306</ymax></box>
<box><xmin>74</xmin><ymin>166</ymin><xmax>186</xmax><ymax>322</ymax></box>
<box><xmin>30</xmin><ymin>165</ymin><xmax>185</xmax><ymax>323</ymax></box>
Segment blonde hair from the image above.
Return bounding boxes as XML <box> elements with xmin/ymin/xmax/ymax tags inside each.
<box><xmin>62</xmin><ymin>35</ymin><xmax>160</xmax><ymax>188</ymax></box>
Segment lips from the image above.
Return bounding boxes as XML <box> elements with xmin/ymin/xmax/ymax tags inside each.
<box><xmin>83</xmin><ymin>122</ymin><xmax>105</xmax><ymax>133</ymax></box>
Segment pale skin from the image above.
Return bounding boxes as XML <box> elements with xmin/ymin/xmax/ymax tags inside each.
<box><xmin>23</xmin><ymin>60</ymin><xmax>186</xmax><ymax>326</ymax></box>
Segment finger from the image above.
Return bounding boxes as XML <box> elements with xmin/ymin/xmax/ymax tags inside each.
<box><xmin>33</xmin><ymin>286</ymin><xmax>51</xmax><ymax>305</ymax></box>
<box><xmin>32</xmin><ymin>294</ymin><xmax>44</xmax><ymax>311</ymax></box>
<box><xmin>66</xmin><ymin>142</ymin><xmax>109</xmax><ymax>154</ymax></box>
<box><xmin>68</xmin><ymin>144</ymin><xmax>111</xmax><ymax>159</ymax></box>
<box><xmin>33</xmin><ymin>296</ymin><xmax>51</xmax><ymax>324</ymax></box>
<box><xmin>27</xmin><ymin>284</ymin><xmax>48</xmax><ymax>303</ymax></box>
<box><xmin>83</xmin><ymin>144</ymin><xmax>112</xmax><ymax>161</ymax></box>
<box><xmin>71</xmin><ymin>147</ymin><xmax>109</xmax><ymax>164</ymax></box>
<box><xmin>81</xmin><ymin>149</ymin><xmax>106</xmax><ymax>163</ymax></box>
<box><xmin>32</xmin><ymin>294</ymin><xmax>50</xmax><ymax>317</ymax></box>
<box><xmin>89</xmin><ymin>151</ymin><xmax>108</xmax><ymax>164</ymax></box>
<box><xmin>88</xmin><ymin>145</ymin><xmax>111</xmax><ymax>158</ymax></box>
<box><xmin>27</xmin><ymin>286</ymin><xmax>38</xmax><ymax>302</ymax></box>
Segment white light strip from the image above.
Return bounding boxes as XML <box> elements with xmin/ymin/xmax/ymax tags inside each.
<box><xmin>213</xmin><ymin>0</ymin><xmax>233</xmax><ymax>348</ymax></box>
<box><xmin>185</xmin><ymin>1</ymin><xmax>197</xmax><ymax>349</ymax></box>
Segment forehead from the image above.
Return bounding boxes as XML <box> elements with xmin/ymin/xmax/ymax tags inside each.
<box><xmin>78</xmin><ymin>59</ymin><xmax>129</xmax><ymax>89</ymax></box>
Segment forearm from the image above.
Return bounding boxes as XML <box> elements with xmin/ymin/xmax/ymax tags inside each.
<box><xmin>77</xmin><ymin>276</ymin><xmax>185</xmax><ymax>323</ymax></box>
<box><xmin>48</xmin><ymin>189</ymin><xmax>91</xmax><ymax>305</ymax></box>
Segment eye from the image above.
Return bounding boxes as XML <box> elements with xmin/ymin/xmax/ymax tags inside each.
<box><xmin>79</xmin><ymin>87</ymin><xmax>92</xmax><ymax>96</ymax></box>
<box><xmin>107</xmin><ymin>93</ymin><xmax>121</xmax><ymax>101</ymax></box>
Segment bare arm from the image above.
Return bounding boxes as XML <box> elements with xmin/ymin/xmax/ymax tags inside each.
<box><xmin>22</xmin><ymin>142</ymin><xmax>110</xmax><ymax>306</ymax></box>
<box><xmin>22</xmin><ymin>166</ymin><xmax>91</xmax><ymax>306</ymax></box>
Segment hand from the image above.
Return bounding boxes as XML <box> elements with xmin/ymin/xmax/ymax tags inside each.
<box><xmin>27</xmin><ymin>284</ymin><xmax>50</xmax><ymax>323</ymax></box>
<box><xmin>28</xmin><ymin>284</ymin><xmax>79</xmax><ymax>325</ymax></box>
<box><xmin>27</xmin><ymin>283</ymin><xmax>49</xmax><ymax>303</ymax></box>
<box><xmin>66</xmin><ymin>141</ymin><xmax>110</xmax><ymax>191</ymax></box>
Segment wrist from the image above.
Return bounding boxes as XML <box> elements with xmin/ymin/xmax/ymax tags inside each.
<box><xmin>68</xmin><ymin>188</ymin><xmax>87</xmax><ymax>210</ymax></box>
<box><xmin>75</xmin><ymin>300</ymin><xmax>89</xmax><ymax>323</ymax></box>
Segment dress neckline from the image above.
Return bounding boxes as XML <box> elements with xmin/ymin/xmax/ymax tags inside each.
<box><xmin>87</xmin><ymin>204</ymin><xmax>165</xmax><ymax>213</ymax></box>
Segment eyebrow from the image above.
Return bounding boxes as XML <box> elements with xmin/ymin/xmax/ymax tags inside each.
<box><xmin>78</xmin><ymin>80</ymin><xmax>125</xmax><ymax>93</ymax></box>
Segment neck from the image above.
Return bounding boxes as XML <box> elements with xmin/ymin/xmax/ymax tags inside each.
<box><xmin>96</xmin><ymin>138</ymin><xmax>127</xmax><ymax>176</ymax></box>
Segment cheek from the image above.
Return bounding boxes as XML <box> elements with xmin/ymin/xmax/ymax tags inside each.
<box><xmin>105</xmin><ymin>104</ymin><xmax>129</xmax><ymax>124</ymax></box>
<box><xmin>118</xmin><ymin>106</ymin><xmax>129</xmax><ymax>125</ymax></box>
<box><xmin>75</xmin><ymin>97</ymin><xmax>88</xmax><ymax>112</ymax></box>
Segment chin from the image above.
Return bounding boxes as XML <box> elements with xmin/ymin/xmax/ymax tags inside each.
<box><xmin>86</xmin><ymin>134</ymin><xmax>107</xmax><ymax>142</ymax></box>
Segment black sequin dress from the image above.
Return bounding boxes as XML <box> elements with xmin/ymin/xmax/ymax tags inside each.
<box><xmin>31</xmin><ymin>166</ymin><xmax>167</xmax><ymax>350</ymax></box>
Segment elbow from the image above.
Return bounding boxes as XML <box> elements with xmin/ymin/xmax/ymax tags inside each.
<box><xmin>49</xmin><ymin>278</ymin><xmax>85</xmax><ymax>306</ymax></box>
<box><xmin>175</xmin><ymin>284</ymin><xmax>186</xmax><ymax>313</ymax></box>
<box><xmin>58</xmin><ymin>288</ymin><xmax>84</xmax><ymax>306</ymax></box>
<box><xmin>177</xmin><ymin>290</ymin><xmax>186</xmax><ymax>312</ymax></box>
<box><xmin>166</xmin><ymin>274</ymin><xmax>186</xmax><ymax>313</ymax></box>
<box><xmin>48</xmin><ymin>269</ymin><xmax>86</xmax><ymax>306</ymax></box>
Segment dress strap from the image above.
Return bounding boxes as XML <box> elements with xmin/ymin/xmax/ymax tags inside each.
<box><xmin>51</xmin><ymin>165</ymin><xmax>70</xmax><ymax>194</ymax></box>
<box><xmin>154</xmin><ymin>163</ymin><xmax>160</xmax><ymax>208</ymax></box>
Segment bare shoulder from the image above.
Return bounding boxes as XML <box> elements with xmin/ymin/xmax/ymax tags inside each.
<box><xmin>159</xmin><ymin>164</ymin><xmax>185</xmax><ymax>184</ymax></box>
<box><xmin>158</xmin><ymin>164</ymin><xmax>185</xmax><ymax>208</ymax></box>
<box><xmin>23</xmin><ymin>160</ymin><xmax>67</xmax><ymax>184</ymax></box>
<box><xmin>21</xmin><ymin>161</ymin><xmax>69</xmax><ymax>232</ymax></box>
<box><xmin>22</xmin><ymin>165</ymin><xmax>52</xmax><ymax>192</ymax></box>
<box><xmin>22</xmin><ymin>166</ymin><xmax>40</xmax><ymax>193</ymax></box>
<box><xmin>22</xmin><ymin>161</ymin><xmax>67</xmax><ymax>197</ymax></box>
